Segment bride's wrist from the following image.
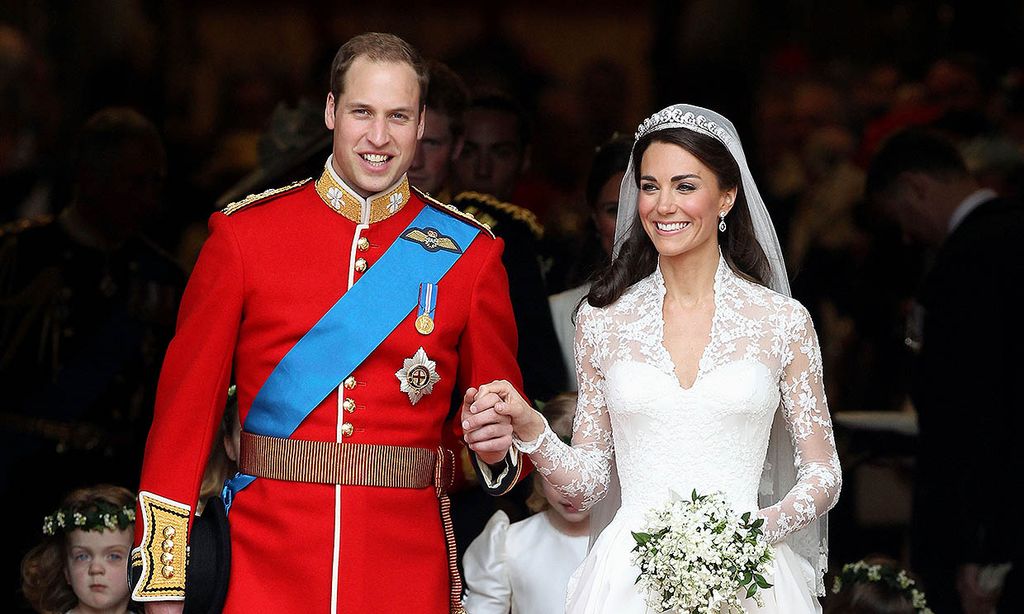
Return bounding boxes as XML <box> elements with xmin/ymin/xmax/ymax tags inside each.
<box><xmin>512</xmin><ymin>410</ymin><xmax>548</xmax><ymax>452</ymax></box>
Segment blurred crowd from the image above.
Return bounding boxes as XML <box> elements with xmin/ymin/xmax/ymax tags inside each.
<box><xmin>3</xmin><ymin>3</ymin><xmax>1024</xmax><ymax>613</ymax></box>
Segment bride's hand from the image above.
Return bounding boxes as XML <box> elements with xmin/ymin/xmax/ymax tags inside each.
<box><xmin>464</xmin><ymin>379</ymin><xmax>546</xmax><ymax>444</ymax></box>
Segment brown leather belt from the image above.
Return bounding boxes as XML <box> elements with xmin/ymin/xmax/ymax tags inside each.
<box><xmin>238</xmin><ymin>431</ymin><xmax>463</xmax><ymax>612</ymax></box>
<box><xmin>238</xmin><ymin>431</ymin><xmax>447</xmax><ymax>490</ymax></box>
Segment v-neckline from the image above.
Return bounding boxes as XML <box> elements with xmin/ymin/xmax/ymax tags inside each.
<box><xmin>654</xmin><ymin>257</ymin><xmax>723</xmax><ymax>392</ymax></box>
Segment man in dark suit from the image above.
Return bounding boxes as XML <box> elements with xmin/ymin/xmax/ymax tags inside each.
<box><xmin>868</xmin><ymin>129</ymin><xmax>1024</xmax><ymax>614</ymax></box>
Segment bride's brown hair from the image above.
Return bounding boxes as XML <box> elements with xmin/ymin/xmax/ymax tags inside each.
<box><xmin>586</xmin><ymin>128</ymin><xmax>772</xmax><ymax>309</ymax></box>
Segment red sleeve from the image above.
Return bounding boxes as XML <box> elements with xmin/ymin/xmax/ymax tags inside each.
<box><xmin>454</xmin><ymin>235</ymin><xmax>532</xmax><ymax>493</ymax></box>
<box><xmin>135</xmin><ymin>212</ymin><xmax>243</xmax><ymax>542</ymax></box>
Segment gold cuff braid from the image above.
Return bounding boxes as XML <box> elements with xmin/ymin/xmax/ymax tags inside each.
<box><xmin>131</xmin><ymin>491</ymin><xmax>190</xmax><ymax>601</ymax></box>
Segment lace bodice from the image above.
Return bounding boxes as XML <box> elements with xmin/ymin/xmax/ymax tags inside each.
<box><xmin>516</xmin><ymin>256</ymin><xmax>841</xmax><ymax>545</ymax></box>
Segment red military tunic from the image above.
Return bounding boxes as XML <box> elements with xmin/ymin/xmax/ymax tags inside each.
<box><xmin>131</xmin><ymin>161</ymin><xmax>525</xmax><ymax>613</ymax></box>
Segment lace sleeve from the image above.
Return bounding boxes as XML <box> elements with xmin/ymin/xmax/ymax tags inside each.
<box><xmin>758</xmin><ymin>303</ymin><xmax>841</xmax><ymax>544</ymax></box>
<box><xmin>512</xmin><ymin>305</ymin><xmax>614</xmax><ymax>511</ymax></box>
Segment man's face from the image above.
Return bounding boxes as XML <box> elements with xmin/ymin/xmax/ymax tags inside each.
<box><xmin>325</xmin><ymin>57</ymin><xmax>424</xmax><ymax>197</ymax></box>
<box><xmin>80</xmin><ymin>138</ymin><xmax>166</xmax><ymax>235</ymax></box>
<box><xmin>452</xmin><ymin>108</ymin><xmax>527</xmax><ymax>201</ymax></box>
<box><xmin>408</xmin><ymin>109</ymin><xmax>460</xmax><ymax>194</ymax></box>
<box><xmin>876</xmin><ymin>174</ymin><xmax>944</xmax><ymax>247</ymax></box>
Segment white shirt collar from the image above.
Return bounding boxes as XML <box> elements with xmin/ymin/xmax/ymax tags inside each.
<box><xmin>948</xmin><ymin>188</ymin><xmax>996</xmax><ymax>235</ymax></box>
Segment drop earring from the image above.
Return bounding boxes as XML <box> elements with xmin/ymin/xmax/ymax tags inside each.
<box><xmin>718</xmin><ymin>211</ymin><xmax>727</xmax><ymax>232</ymax></box>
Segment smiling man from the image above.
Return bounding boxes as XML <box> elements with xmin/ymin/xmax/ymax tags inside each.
<box><xmin>130</xmin><ymin>33</ymin><xmax>526</xmax><ymax>614</ymax></box>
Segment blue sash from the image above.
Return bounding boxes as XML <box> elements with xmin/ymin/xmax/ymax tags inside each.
<box><xmin>223</xmin><ymin>204</ymin><xmax>480</xmax><ymax>508</ymax></box>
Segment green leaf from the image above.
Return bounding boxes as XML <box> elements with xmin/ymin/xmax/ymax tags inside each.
<box><xmin>691</xmin><ymin>489</ymin><xmax>699</xmax><ymax>502</ymax></box>
<box><xmin>753</xmin><ymin>573</ymin><xmax>772</xmax><ymax>589</ymax></box>
<box><xmin>632</xmin><ymin>531</ymin><xmax>652</xmax><ymax>546</ymax></box>
<box><xmin>746</xmin><ymin>584</ymin><xmax>758</xmax><ymax>599</ymax></box>
<box><xmin>751</xmin><ymin>518</ymin><xmax>764</xmax><ymax>529</ymax></box>
<box><xmin>741</xmin><ymin>511</ymin><xmax>751</xmax><ymax>523</ymax></box>
<box><xmin>741</xmin><ymin>571</ymin><xmax>752</xmax><ymax>584</ymax></box>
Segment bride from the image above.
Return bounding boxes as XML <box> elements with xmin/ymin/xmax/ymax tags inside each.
<box><xmin>463</xmin><ymin>104</ymin><xmax>841</xmax><ymax>612</ymax></box>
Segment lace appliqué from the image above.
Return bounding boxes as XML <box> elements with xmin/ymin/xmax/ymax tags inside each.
<box><xmin>520</xmin><ymin>256</ymin><xmax>841</xmax><ymax>547</ymax></box>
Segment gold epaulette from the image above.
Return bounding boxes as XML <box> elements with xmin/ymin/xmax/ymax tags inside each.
<box><xmin>453</xmin><ymin>191</ymin><xmax>544</xmax><ymax>239</ymax></box>
<box><xmin>0</xmin><ymin>214</ymin><xmax>55</xmax><ymax>238</ymax></box>
<box><xmin>220</xmin><ymin>178</ymin><xmax>311</xmax><ymax>216</ymax></box>
<box><xmin>412</xmin><ymin>186</ymin><xmax>495</xmax><ymax>239</ymax></box>
<box><xmin>131</xmin><ymin>491</ymin><xmax>190</xmax><ymax>602</ymax></box>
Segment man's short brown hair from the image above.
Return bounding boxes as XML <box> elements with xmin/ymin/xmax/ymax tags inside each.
<box><xmin>424</xmin><ymin>60</ymin><xmax>469</xmax><ymax>138</ymax></box>
<box><xmin>329</xmin><ymin>32</ymin><xmax>428</xmax><ymax>106</ymax></box>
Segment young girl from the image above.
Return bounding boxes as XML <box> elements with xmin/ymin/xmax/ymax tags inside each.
<box><xmin>462</xmin><ymin>393</ymin><xmax>590</xmax><ymax>614</ymax></box>
<box><xmin>21</xmin><ymin>485</ymin><xmax>136</xmax><ymax>614</ymax></box>
<box><xmin>826</xmin><ymin>557</ymin><xmax>933</xmax><ymax>614</ymax></box>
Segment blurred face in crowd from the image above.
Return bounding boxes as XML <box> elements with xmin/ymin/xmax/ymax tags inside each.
<box><xmin>325</xmin><ymin>56</ymin><xmax>425</xmax><ymax>197</ymax></box>
<box><xmin>408</xmin><ymin>109</ymin><xmax>461</xmax><ymax>194</ymax></box>
<box><xmin>78</xmin><ymin>137</ymin><xmax>166</xmax><ymax>238</ymax></box>
<box><xmin>637</xmin><ymin>141</ymin><xmax>734</xmax><ymax>260</ymax></box>
<box><xmin>875</xmin><ymin>174</ymin><xmax>948</xmax><ymax>247</ymax></box>
<box><xmin>593</xmin><ymin>171</ymin><xmax>623</xmax><ymax>255</ymax></box>
<box><xmin>452</xmin><ymin>108</ymin><xmax>528</xmax><ymax>201</ymax></box>
<box><xmin>64</xmin><ymin>528</ymin><xmax>133</xmax><ymax>613</ymax></box>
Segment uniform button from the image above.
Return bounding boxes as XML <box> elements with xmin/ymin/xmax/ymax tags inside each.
<box><xmin>163</xmin><ymin>526</ymin><xmax>175</xmax><ymax>538</ymax></box>
<box><xmin>357</xmin><ymin>237</ymin><xmax>370</xmax><ymax>251</ymax></box>
<box><xmin>342</xmin><ymin>398</ymin><xmax>356</xmax><ymax>413</ymax></box>
<box><xmin>161</xmin><ymin>552</ymin><xmax>174</xmax><ymax>565</ymax></box>
<box><xmin>162</xmin><ymin>565</ymin><xmax>175</xmax><ymax>579</ymax></box>
<box><xmin>354</xmin><ymin>258</ymin><xmax>367</xmax><ymax>272</ymax></box>
<box><xmin>341</xmin><ymin>422</ymin><xmax>354</xmax><ymax>437</ymax></box>
<box><xmin>343</xmin><ymin>376</ymin><xmax>357</xmax><ymax>390</ymax></box>
<box><xmin>161</xmin><ymin>539</ymin><xmax>174</xmax><ymax>553</ymax></box>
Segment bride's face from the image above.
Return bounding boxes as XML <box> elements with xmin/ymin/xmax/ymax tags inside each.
<box><xmin>636</xmin><ymin>141</ymin><xmax>734</xmax><ymax>259</ymax></box>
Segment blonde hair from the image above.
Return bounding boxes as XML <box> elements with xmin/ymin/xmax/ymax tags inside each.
<box><xmin>527</xmin><ymin>393</ymin><xmax>578</xmax><ymax>513</ymax></box>
<box><xmin>21</xmin><ymin>484</ymin><xmax>135</xmax><ymax>613</ymax></box>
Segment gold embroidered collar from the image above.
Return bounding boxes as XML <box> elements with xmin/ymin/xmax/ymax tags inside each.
<box><xmin>315</xmin><ymin>156</ymin><xmax>411</xmax><ymax>224</ymax></box>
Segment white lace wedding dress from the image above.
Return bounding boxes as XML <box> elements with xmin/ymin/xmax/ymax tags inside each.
<box><xmin>515</xmin><ymin>256</ymin><xmax>841</xmax><ymax>613</ymax></box>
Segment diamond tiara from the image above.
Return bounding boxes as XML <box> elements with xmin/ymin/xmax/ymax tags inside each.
<box><xmin>634</xmin><ymin>109</ymin><xmax>736</xmax><ymax>146</ymax></box>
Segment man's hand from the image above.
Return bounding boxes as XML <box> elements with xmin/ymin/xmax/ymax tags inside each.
<box><xmin>145</xmin><ymin>602</ymin><xmax>184</xmax><ymax>614</ymax></box>
<box><xmin>462</xmin><ymin>380</ymin><xmax>546</xmax><ymax>458</ymax></box>
<box><xmin>460</xmin><ymin>386</ymin><xmax>513</xmax><ymax>465</ymax></box>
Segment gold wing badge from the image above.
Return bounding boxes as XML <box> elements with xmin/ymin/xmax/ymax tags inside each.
<box><xmin>400</xmin><ymin>227</ymin><xmax>463</xmax><ymax>254</ymax></box>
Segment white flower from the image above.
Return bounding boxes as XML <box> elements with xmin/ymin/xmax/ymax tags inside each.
<box><xmin>326</xmin><ymin>186</ymin><xmax>343</xmax><ymax>210</ymax></box>
<box><xmin>631</xmin><ymin>491</ymin><xmax>773</xmax><ymax>613</ymax></box>
<box><xmin>387</xmin><ymin>191</ymin><xmax>403</xmax><ymax>213</ymax></box>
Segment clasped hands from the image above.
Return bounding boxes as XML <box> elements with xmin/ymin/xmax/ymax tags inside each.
<box><xmin>460</xmin><ymin>380</ymin><xmax>546</xmax><ymax>465</ymax></box>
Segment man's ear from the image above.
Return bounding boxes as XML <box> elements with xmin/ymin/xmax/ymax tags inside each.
<box><xmin>451</xmin><ymin>134</ymin><xmax>465</xmax><ymax>162</ymax></box>
<box><xmin>324</xmin><ymin>93</ymin><xmax>337</xmax><ymax>130</ymax></box>
<box><xmin>416</xmin><ymin>105</ymin><xmax>426</xmax><ymax>140</ymax></box>
<box><xmin>521</xmin><ymin>144</ymin><xmax>532</xmax><ymax>174</ymax></box>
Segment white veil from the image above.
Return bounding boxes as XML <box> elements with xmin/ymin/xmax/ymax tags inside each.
<box><xmin>594</xmin><ymin>104</ymin><xmax>828</xmax><ymax>595</ymax></box>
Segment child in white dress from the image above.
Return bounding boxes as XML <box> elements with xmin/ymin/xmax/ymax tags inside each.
<box><xmin>463</xmin><ymin>394</ymin><xmax>589</xmax><ymax>614</ymax></box>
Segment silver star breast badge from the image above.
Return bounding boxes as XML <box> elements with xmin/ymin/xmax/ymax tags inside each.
<box><xmin>395</xmin><ymin>347</ymin><xmax>441</xmax><ymax>405</ymax></box>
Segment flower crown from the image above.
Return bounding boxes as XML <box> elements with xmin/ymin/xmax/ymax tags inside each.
<box><xmin>832</xmin><ymin>560</ymin><xmax>933</xmax><ymax>614</ymax></box>
<box><xmin>634</xmin><ymin>108</ymin><xmax>737</xmax><ymax>146</ymax></box>
<box><xmin>42</xmin><ymin>500</ymin><xmax>136</xmax><ymax>536</ymax></box>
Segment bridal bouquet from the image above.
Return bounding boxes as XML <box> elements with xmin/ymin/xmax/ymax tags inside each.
<box><xmin>631</xmin><ymin>490</ymin><xmax>774</xmax><ymax>613</ymax></box>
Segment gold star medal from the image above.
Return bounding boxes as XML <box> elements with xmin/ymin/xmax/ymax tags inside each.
<box><xmin>415</xmin><ymin>282</ymin><xmax>437</xmax><ymax>335</ymax></box>
<box><xmin>395</xmin><ymin>347</ymin><xmax>441</xmax><ymax>405</ymax></box>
